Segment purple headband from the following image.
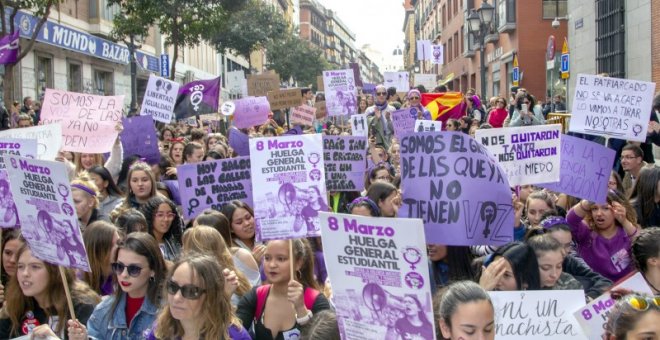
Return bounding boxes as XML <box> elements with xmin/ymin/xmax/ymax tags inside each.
<box><xmin>540</xmin><ymin>216</ymin><xmax>567</xmax><ymax>230</ymax></box>
<box><xmin>408</xmin><ymin>89</ymin><xmax>421</xmax><ymax>98</ymax></box>
<box><xmin>347</xmin><ymin>197</ymin><xmax>381</xmax><ymax>216</ymax></box>
<box><xmin>71</xmin><ymin>183</ymin><xmax>97</xmax><ymax>197</ymax></box>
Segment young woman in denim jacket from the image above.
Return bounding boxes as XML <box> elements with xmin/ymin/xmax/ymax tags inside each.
<box><xmin>71</xmin><ymin>232</ymin><xmax>166</xmax><ymax>339</ymax></box>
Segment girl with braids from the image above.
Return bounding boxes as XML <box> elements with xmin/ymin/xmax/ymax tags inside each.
<box><xmin>632</xmin><ymin>227</ymin><xmax>660</xmax><ymax>295</ymax></box>
<box><xmin>236</xmin><ymin>239</ymin><xmax>331</xmax><ymax>340</ymax></box>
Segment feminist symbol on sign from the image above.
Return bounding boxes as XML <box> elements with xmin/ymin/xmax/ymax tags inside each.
<box><xmin>308</xmin><ymin>153</ymin><xmax>320</xmax><ymax>169</ymax></box>
<box><xmin>633</xmin><ymin>124</ymin><xmax>643</xmax><ymax>136</ymax></box>
<box><xmin>481</xmin><ymin>202</ymin><xmax>497</xmax><ymax>238</ymax></box>
<box><xmin>403</xmin><ymin>246</ymin><xmax>422</xmax><ymax>270</ymax></box>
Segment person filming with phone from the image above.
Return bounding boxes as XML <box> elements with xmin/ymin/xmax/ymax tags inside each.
<box><xmin>507</xmin><ymin>93</ymin><xmax>545</xmax><ymax>127</ymax></box>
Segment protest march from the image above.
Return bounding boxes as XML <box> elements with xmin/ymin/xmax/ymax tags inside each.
<box><xmin>0</xmin><ymin>1</ymin><xmax>658</xmax><ymax>339</ymax></box>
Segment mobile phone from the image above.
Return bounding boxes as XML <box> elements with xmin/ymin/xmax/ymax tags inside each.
<box><xmin>521</xmin><ymin>104</ymin><xmax>528</xmax><ymax>113</ymax></box>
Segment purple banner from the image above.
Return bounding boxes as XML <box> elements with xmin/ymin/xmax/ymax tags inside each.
<box><xmin>120</xmin><ymin>116</ymin><xmax>160</xmax><ymax>164</ymax></box>
<box><xmin>399</xmin><ymin>132</ymin><xmax>514</xmax><ymax>246</ymax></box>
<box><xmin>362</xmin><ymin>83</ymin><xmax>376</xmax><ymax>96</ymax></box>
<box><xmin>323</xmin><ymin>136</ymin><xmax>367</xmax><ymax>192</ymax></box>
<box><xmin>391</xmin><ymin>109</ymin><xmax>416</xmax><ymax>138</ymax></box>
<box><xmin>0</xmin><ymin>31</ymin><xmax>19</xmax><ymax>64</ymax></box>
<box><xmin>232</xmin><ymin>96</ymin><xmax>270</xmax><ymax>129</ymax></box>
<box><xmin>228</xmin><ymin>128</ymin><xmax>250</xmax><ymax>156</ymax></box>
<box><xmin>349</xmin><ymin>62</ymin><xmax>363</xmax><ymax>87</ymax></box>
<box><xmin>539</xmin><ymin>135</ymin><xmax>615</xmax><ymax>204</ymax></box>
<box><xmin>173</xmin><ymin>77</ymin><xmax>221</xmax><ymax>120</ymax></box>
<box><xmin>177</xmin><ymin>157</ymin><xmax>252</xmax><ymax>220</ymax></box>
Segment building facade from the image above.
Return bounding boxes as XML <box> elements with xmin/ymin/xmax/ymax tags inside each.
<box><xmin>403</xmin><ymin>0</ymin><xmax>416</xmax><ymax>75</ymax></box>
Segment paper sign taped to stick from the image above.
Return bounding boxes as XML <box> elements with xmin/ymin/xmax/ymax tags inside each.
<box><xmin>291</xmin><ymin>105</ymin><xmax>316</xmax><ymax>126</ymax></box>
<box><xmin>569</xmin><ymin>74</ymin><xmax>655</xmax><ymax>142</ymax></box>
<box><xmin>415</xmin><ymin>120</ymin><xmax>442</xmax><ymax>132</ymax></box>
<box><xmin>139</xmin><ymin>74</ymin><xmax>180</xmax><ymax>123</ymax></box>
<box><xmin>250</xmin><ymin>134</ymin><xmax>327</xmax><ymax>241</ymax></box>
<box><xmin>538</xmin><ymin>135</ymin><xmax>615</xmax><ymax>203</ymax></box>
<box><xmin>0</xmin><ymin>138</ymin><xmax>37</xmax><ymax>228</ymax></box>
<box><xmin>247</xmin><ymin>73</ymin><xmax>280</xmax><ymax>97</ymax></box>
<box><xmin>476</xmin><ymin>125</ymin><xmax>562</xmax><ymax>186</ymax></box>
<box><xmin>323</xmin><ymin>136</ymin><xmax>367</xmax><ymax>192</ymax></box>
<box><xmin>0</xmin><ymin>124</ymin><xmax>61</xmax><ymax>160</ymax></box>
<box><xmin>120</xmin><ymin>116</ymin><xmax>160</xmax><ymax>164</ymax></box>
<box><xmin>320</xmin><ymin>212</ymin><xmax>435</xmax><ymax>340</ymax></box>
<box><xmin>391</xmin><ymin>109</ymin><xmax>416</xmax><ymax>138</ymax></box>
<box><xmin>232</xmin><ymin>96</ymin><xmax>270</xmax><ymax>129</ymax></box>
<box><xmin>323</xmin><ymin>69</ymin><xmax>358</xmax><ymax>116</ymax></box>
<box><xmin>4</xmin><ymin>155</ymin><xmax>90</xmax><ymax>271</ymax></box>
<box><xmin>350</xmin><ymin>114</ymin><xmax>368</xmax><ymax>137</ymax></box>
<box><xmin>399</xmin><ymin>132</ymin><xmax>514</xmax><ymax>246</ymax></box>
<box><xmin>267</xmin><ymin>88</ymin><xmax>302</xmax><ymax>110</ymax></box>
<box><xmin>40</xmin><ymin>89</ymin><xmax>124</xmax><ymax>153</ymax></box>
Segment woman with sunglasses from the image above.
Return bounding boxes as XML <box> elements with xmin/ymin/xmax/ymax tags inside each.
<box><xmin>366</xmin><ymin>85</ymin><xmax>396</xmax><ymax>150</ymax></box>
<box><xmin>140</xmin><ymin>196</ymin><xmax>183</xmax><ymax>262</ymax></box>
<box><xmin>403</xmin><ymin>89</ymin><xmax>431</xmax><ymax>120</ymax></box>
<box><xmin>487</xmin><ymin>96</ymin><xmax>508</xmax><ymax>128</ymax></box>
<box><xmin>148</xmin><ymin>254</ymin><xmax>250</xmax><ymax>339</ymax></box>
<box><xmin>605</xmin><ymin>294</ymin><xmax>659</xmax><ymax>339</ymax></box>
<box><xmin>508</xmin><ymin>93</ymin><xmax>545</xmax><ymax>127</ymax></box>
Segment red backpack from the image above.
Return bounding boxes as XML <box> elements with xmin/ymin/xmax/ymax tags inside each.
<box><xmin>254</xmin><ymin>284</ymin><xmax>320</xmax><ymax>322</ymax></box>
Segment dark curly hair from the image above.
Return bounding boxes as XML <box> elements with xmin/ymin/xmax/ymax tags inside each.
<box><xmin>139</xmin><ymin>196</ymin><xmax>183</xmax><ymax>247</ymax></box>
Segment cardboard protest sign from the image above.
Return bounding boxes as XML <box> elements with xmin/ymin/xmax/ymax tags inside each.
<box><xmin>538</xmin><ymin>135</ymin><xmax>615</xmax><ymax>204</ymax></box>
<box><xmin>120</xmin><ymin>116</ymin><xmax>160</xmax><ymax>164</ymax></box>
<box><xmin>574</xmin><ymin>272</ymin><xmax>653</xmax><ymax>340</ymax></box>
<box><xmin>232</xmin><ymin>96</ymin><xmax>270</xmax><ymax>129</ymax></box>
<box><xmin>250</xmin><ymin>134</ymin><xmax>327</xmax><ymax>241</ymax></box>
<box><xmin>177</xmin><ymin>157</ymin><xmax>253</xmax><ymax>220</ymax></box>
<box><xmin>490</xmin><ymin>290</ymin><xmax>587</xmax><ymax>340</ymax></box>
<box><xmin>391</xmin><ymin>109</ymin><xmax>416</xmax><ymax>138</ymax></box>
<box><xmin>569</xmin><ymin>74</ymin><xmax>656</xmax><ymax>142</ymax></box>
<box><xmin>320</xmin><ymin>212</ymin><xmax>435</xmax><ymax>340</ymax></box>
<box><xmin>323</xmin><ymin>69</ymin><xmax>358</xmax><ymax>116</ymax></box>
<box><xmin>4</xmin><ymin>155</ymin><xmax>89</xmax><ymax>271</ymax></box>
<box><xmin>228</xmin><ymin>128</ymin><xmax>250</xmax><ymax>156</ymax></box>
<box><xmin>247</xmin><ymin>73</ymin><xmax>280</xmax><ymax>97</ymax></box>
<box><xmin>0</xmin><ymin>124</ymin><xmax>61</xmax><ymax>160</ymax></box>
<box><xmin>415</xmin><ymin>120</ymin><xmax>442</xmax><ymax>132</ymax></box>
<box><xmin>350</xmin><ymin>114</ymin><xmax>368</xmax><ymax>137</ymax></box>
<box><xmin>267</xmin><ymin>88</ymin><xmax>302</xmax><ymax>110</ymax></box>
<box><xmin>323</xmin><ymin>136</ymin><xmax>367</xmax><ymax>192</ymax></box>
<box><xmin>0</xmin><ymin>139</ymin><xmax>37</xmax><ymax>228</ymax></box>
<box><xmin>399</xmin><ymin>132</ymin><xmax>514</xmax><ymax>246</ymax></box>
<box><xmin>316</xmin><ymin>75</ymin><xmax>324</xmax><ymax>92</ymax></box>
<box><xmin>291</xmin><ymin>105</ymin><xmax>316</xmax><ymax>126</ymax></box>
<box><xmin>476</xmin><ymin>125</ymin><xmax>562</xmax><ymax>186</ymax></box>
<box><xmin>139</xmin><ymin>74</ymin><xmax>180</xmax><ymax>123</ymax></box>
<box><xmin>384</xmin><ymin>72</ymin><xmax>410</xmax><ymax>92</ymax></box>
<box><xmin>315</xmin><ymin>100</ymin><xmax>328</xmax><ymax>119</ymax></box>
<box><xmin>40</xmin><ymin>89</ymin><xmax>123</xmax><ymax>153</ymax></box>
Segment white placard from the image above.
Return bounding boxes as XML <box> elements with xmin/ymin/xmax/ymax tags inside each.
<box><xmin>350</xmin><ymin>114</ymin><xmax>368</xmax><ymax>137</ymax></box>
<box><xmin>414</xmin><ymin>120</ymin><xmax>442</xmax><ymax>132</ymax></box>
<box><xmin>139</xmin><ymin>74</ymin><xmax>180</xmax><ymax>123</ymax></box>
<box><xmin>323</xmin><ymin>69</ymin><xmax>358</xmax><ymax>116</ymax></box>
<box><xmin>0</xmin><ymin>124</ymin><xmax>61</xmax><ymax>160</ymax></box>
<box><xmin>384</xmin><ymin>72</ymin><xmax>410</xmax><ymax>93</ymax></box>
<box><xmin>414</xmin><ymin>74</ymin><xmax>437</xmax><ymax>90</ymax></box>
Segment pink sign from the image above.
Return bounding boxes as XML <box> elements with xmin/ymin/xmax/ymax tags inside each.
<box><xmin>232</xmin><ymin>96</ymin><xmax>270</xmax><ymax>129</ymax></box>
<box><xmin>291</xmin><ymin>105</ymin><xmax>316</xmax><ymax>126</ymax></box>
<box><xmin>40</xmin><ymin>89</ymin><xmax>124</xmax><ymax>153</ymax></box>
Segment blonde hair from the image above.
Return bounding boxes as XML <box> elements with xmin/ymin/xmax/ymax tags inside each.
<box><xmin>74</xmin><ymin>153</ymin><xmax>105</xmax><ymax>174</ymax></box>
<box><xmin>71</xmin><ymin>171</ymin><xmax>100</xmax><ymax>209</ymax></box>
<box><xmin>110</xmin><ymin>162</ymin><xmax>158</xmax><ymax>221</ymax></box>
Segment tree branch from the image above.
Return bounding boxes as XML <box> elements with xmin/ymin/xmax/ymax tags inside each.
<box><xmin>17</xmin><ymin>0</ymin><xmax>54</xmax><ymax>61</ymax></box>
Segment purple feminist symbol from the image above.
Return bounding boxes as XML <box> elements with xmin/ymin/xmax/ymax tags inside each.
<box><xmin>404</xmin><ymin>272</ymin><xmax>425</xmax><ymax>289</ymax></box>
<box><xmin>433</xmin><ymin>48</ymin><xmax>441</xmax><ymax>62</ymax></box>
<box><xmin>403</xmin><ymin>246</ymin><xmax>422</xmax><ymax>270</ymax></box>
<box><xmin>308</xmin><ymin>152</ymin><xmax>320</xmax><ymax>169</ymax></box>
<box><xmin>633</xmin><ymin>124</ymin><xmax>643</xmax><ymax>136</ymax></box>
<box><xmin>58</xmin><ymin>183</ymin><xmax>70</xmax><ymax>200</ymax></box>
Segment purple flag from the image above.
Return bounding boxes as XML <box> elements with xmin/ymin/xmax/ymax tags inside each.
<box><xmin>173</xmin><ymin>77</ymin><xmax>221</xmax><ymax>120</ymax></box>
<box><xmin>349</xmin><ymin>62</ymin><xmax>363</xmax><ymax>87</ymax></box>
<box><xmin>0</xmin><ymin>31</ymin><xmax>19</xmax><ymax>65</ymax></box>
<box><xmin>323</xmin><ymin>135</ymin><xmax>367</xmax><ymax>192</ymax></box>
<box><xmin>228</xmin><ymin>128</ymin><xmax>250</xmax><ymax>156</ymax></box>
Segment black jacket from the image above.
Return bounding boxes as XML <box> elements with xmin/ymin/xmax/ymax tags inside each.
<box><xmin>563</xmin><ymin>254</ymin><xmax>612</xmax><ymax>299</ymax></box>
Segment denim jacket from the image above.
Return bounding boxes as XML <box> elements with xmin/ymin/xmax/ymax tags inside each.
<box><xmin>87</xmin><ymin>293</ymin><xmax>159</xmax><ymax>340</ymax></box>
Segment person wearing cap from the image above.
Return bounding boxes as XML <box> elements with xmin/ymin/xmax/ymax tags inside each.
<box><xmin>403</xmin><ymin>89</ymin><xmax>431</xmax><ymax>120</ymax></box>
<box><xmin>365</xmin><ymin>85</ymin><xmax>395</xmax><ymax>150</ymax></box>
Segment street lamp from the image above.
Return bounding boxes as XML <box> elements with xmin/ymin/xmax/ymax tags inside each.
<box><xmin>467</xmin><ymin>1</ymin><xmax>495</xmax><ymax>99</ymax></box>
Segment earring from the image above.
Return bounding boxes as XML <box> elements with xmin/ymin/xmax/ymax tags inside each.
<box><xmin>149</xmin><ymin>276</ymin><xmax>155</xmax><ymax>282</ymax></box>
<box><xmin>296</xmin><ymin>270</ymin><xmax>302</xmax><ymax>279</ymax></box>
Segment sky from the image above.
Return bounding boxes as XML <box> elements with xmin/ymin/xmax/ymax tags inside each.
<box><xmin>318</xmin><ymin>0</ymin><xmax>406</xmax><ymax>72</ymax></box>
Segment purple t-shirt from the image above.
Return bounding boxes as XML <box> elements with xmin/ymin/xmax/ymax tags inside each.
<box><xmin>566</xmin><ymin>210</ymin><xmax>634</xmax><ymax>282</ymax></box>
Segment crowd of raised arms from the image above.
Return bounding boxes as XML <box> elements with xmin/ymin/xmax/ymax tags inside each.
<box><xmin>0</xmin><ymin>83</ymin><xmax>658</xmax><ymax>340</ymax></box>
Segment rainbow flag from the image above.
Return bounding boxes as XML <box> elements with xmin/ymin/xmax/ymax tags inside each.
<box><xmin>421</xmin><ymin>92</ymin><xmax>466</xmax><ymax>124</ymax></box>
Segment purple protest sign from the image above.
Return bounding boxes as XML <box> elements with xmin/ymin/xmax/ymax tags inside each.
<box><xmin>391</xmin><ymin>109</ymin><xmax>416</xmax><ymax>138</ymax></box>
<box><xmin>0</xmin><ymin>31</ymin><xmax>19</xmax><ymax>65</ymax></box>
<box><xmin>228</xmin><ymin>128</ymin><xmax>250</xmax><ymax>156</ymax></box>
<box><xmin>399</xmin><ymin>132</ymin><xmax>514</xmax><ymax>246</ymax></box>
<box><xmin>163</xmin><ymin>180</ymin><xmax>181</xmax><ymax>205</ymax></box>
<box><xmin>323</xmin><ymin>136</ymin><xmax>367</xmax><ymax>192</ymax></box>
<box><xmin>362</xmin><ymin>83</ymin><xmax>376</xmax><ymax>96</ymax></box>
<box><xmin>232</xmin><ymin>96</ymin><xmax>270</xmax><ymax>129</ymax></box>
<box><xmin>177</xmin><ymin>157</ymin><xmax>252</xmax><ymax>220</ymax></box>
<box><xmin>120</xmin><ymin>116</ymin><xmax>160</xmax><ymax>164</ymax></box>
<box><xmin>0</xmin><ymin>138</ymin><xmax>37</xmax><ymax>228</ymax></box>
<box><xmin>284</xmin><ymin>126</ymin><xmax>303</xmax><ymax>135</ymax></box>
<box><xmin>539</xmin><ymin>134</ymin><xmax>615</xmax><ymax>204</ymax></box>
<box><xmin>3</xmin><ymin>155</ymin><xmax>90</xmax><ymax>271</ymax></box>
<box><xmin>173</xmin><ymin>77</ymin><xmax>221</xmax><ymax>120</ymax></box>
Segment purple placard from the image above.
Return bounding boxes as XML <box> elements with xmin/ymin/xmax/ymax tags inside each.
<box><xmin>232</xmin><ymin>96</ymin><xmax>270</xmax><ymax>129</ymax></box>
<box><xmin>176</xmin><ymin>157</ymin><xmax>253</xmax><ymax>220</ymax></box>
<box><xmin>228</xmin><ymin>128</ymin><xmax>250</xmax><ymax>156</ymax></box>
<box><xmin>362</xmin><ymin>83</ymin><xmax>376</xmax><ymax>96</ymax></box>
<box><xmin>323</xmin><ymin>135</ymin><xmax>367</xmax><ymax>192</ymax></box>
<box><xmin>538</xmin><ymin>134</ymin><xmax>615</xmax><ymax>204</ymax></box>
<box><xmin>391</xmin><ymin>109</ymin><xmax>416</xmax><ymax>138</ymax></box>
<box><xmin>120</xmin><ymin>116</ymin><xmax>160</xmax><ymax>164</ymax></box>
<box><xmin>399</xmin><ymin>131</ymin><xmax>514</xmax><ymax>246</ymax></box>
<box><xmin>163</xmin><ymin>180</ymin><xmax>181</xmax><ymax>205</ymax></box>
<box><xmin>284</xmin><ymin>126</ymin><xmax>303</xmax><ymax>135</ymax></box>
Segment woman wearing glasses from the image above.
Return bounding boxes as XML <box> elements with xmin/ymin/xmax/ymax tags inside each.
<box><xmin>403</xmin><ymin>89</ymin><xmax>431</xmax><ymax>120</ymax></box>
<box><xmin>366</xmin><ymin>85</ymin><xmax>396</xmax><ymax>150</ymax></box>
<box><xmin>605</xmin><ymin>294</ymin><xmax>659</xmax><ymax>339</ymax></box>
<box><xmin>487</xmin><ymin>96</ymin><xmax>508</xmax><ymax>128</ymax></box>
<box><xmin>72</xmin><ymin>232</ymin><xmax>166</xmax><ymax>339</ymax></box>
<box><xmin>507</xmin><ymin>93</ymin><xmax>545</xmax><ymax>127</ymax></box>
<box><xmin>148</xmin><ymin>254</ymin><xmax>250</xmax><ymax>339</ymax></box>
<box><xmin>140</xmin><ymin>196</ymin><xmax>183</xmax><ymax>262</ymax></box>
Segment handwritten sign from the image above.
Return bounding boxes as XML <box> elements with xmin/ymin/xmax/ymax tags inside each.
<box><xmin>177</xmin><ymin>157</ymin><xmax>253</xmax><ymax>220</ymax></box>
<box><xmin>267</xmin><ymin>88</ymin><xmax>302</xmax><ymax>110</ymax></box>
<box><xmin>399</xmin><ymin>132</ymin><xmax>513</xmax><ymax>246</ymax></box>
<box><xmin>0</xmin><ymin>138</ymin><xmax>37</xmax><ymax>228</ymax></box>
<box><xmin>232</xmin><ymin>96</ymin><xmax>270</xmax><ymax>129</ymax></box>
<box><xmin>0</xmin><ymin>124</ymin><xmax>61</xmax><ymax>160</ymax></box>
<box><xmin>414</xmin><ymin>74</ymin><xmax>437</xmax><ymax>90</ymax></box>
<box><xmin>573</xmin><ymin>272</ymin><xmax>652</xmax><ymax>340</ymax></box>
<box><xmin>40</xmin><ymin>89</ymin><xmax>124</xmax><ymax>153</ymax></box>
<box><xmin>3</xmin><ymin>155</ymin><xmax>90</xmax><ymax>271</ymax></box>
<box><xmin>320</xmin><ymin>212</ymin><xmax>435</xmax><ymax>340</ymax></box>
<box><xmin>247</xmin><ymin>73</ymin><xmax>280</xmax><ymax>97</ymax></box>
<box><xmin>391</xmin><ymin>109</ymin><xmax>416</xmax><ymax>138</ymax></box>
<box><xmin>323</xmin><ymin>136</ymin><xmax>367</xmax><ymax>192</ymax></box>
<box><xmin>315</xmin><ymin>100</ymin><xmax>328</xmax><ymax>119</ymax></box>
<box><xmin>250</xmin><ymin>134</ymin><xmax>327</xmax><ymax>241</ymax></box>
<box><xmin>490</xmin><ymin>290</ymin><xmax>587</xmax><ymax>340</ymax></box>
<box><xmin>228</xmin><ymin>128</ymin><xmax>250</xmax><ymax>156</ymax></box>
<box><xmin>323</xmin><ymin>69</ymin><xmax>358</xmax><ymax>116</ymax></box>
<box><xmin>139</xmin><ymin>74</ymin><xmax>180</xmax><ymax>123</ymax></box>
<box><xmin>350</xmin><ymin>114</ymin><xmax>368</xmax><ymax>137</ymax></box>
<box><xmin>291</xmin><ymin>105</ymin><xmax>316</xmax><ymax>126</ymax></box>
<box><xmin>415</xmin><ymin>120</ymin><xmax>442</xmax><ymax>132</ymax></box>
<box><xmin>120</xmin><ymin>116</ymin><xmax>160</xmax><ymax>164</ymax></box>
<box><xmin>569</xmin><ymin>74</ymin><xmax>656</xmax><ymax>142</ymax></box>
<box><xmin>384</xmin><ymin>72</ymin><xmax>409</xmax><ymax>92</ymax></box>
<box><xmin>476</xmin><ymin>125</ymin><xmax>562</xmax><ymax>186</ymax></box>
<box><xmin>539</xmin><ymin>135</ymin><xmax>615</xmax><ymax>204</ymax></box>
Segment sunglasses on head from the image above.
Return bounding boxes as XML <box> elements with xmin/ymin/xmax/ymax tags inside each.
<box><xmin>625</xmin><ymin>295</ymin><xmax>660</xmax><ymax>311</ymax></box>
<box><xmin>111</xmin><ymin>262</ymin><xmax>143</xmax><ymax>277</ymax></box>
<box><xmin>376</xmin><ymin>92</ymin><xmax>387</xmax><ymax>96</ymax></box>
<box><xmin>167</xmin><ymin>280</ymin><xmax>206</xmax><ymax>300</ymax></box>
